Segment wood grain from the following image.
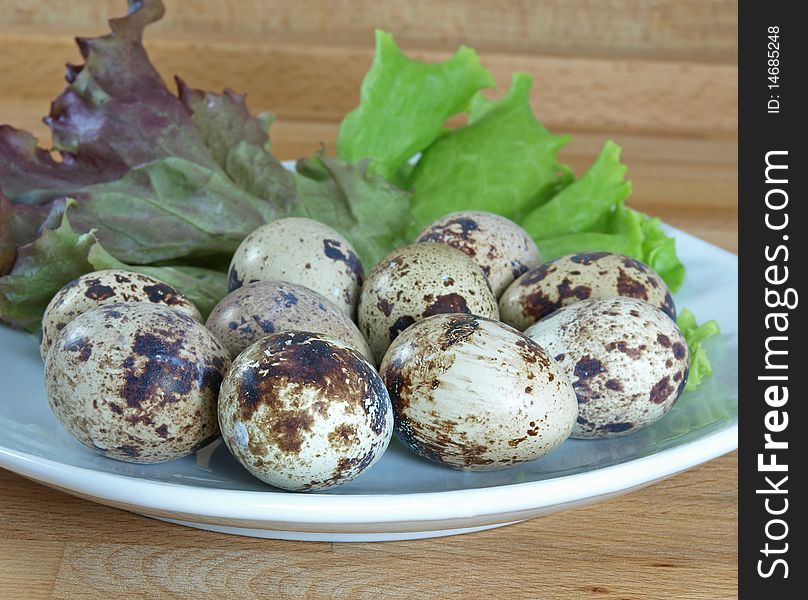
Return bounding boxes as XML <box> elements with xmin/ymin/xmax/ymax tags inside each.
<box><xmin>0</xmin><ymin>32</ymin><xmax>737</xmax><ymax>137</ymax></box>
<box><xmin>0</xmin><ymin>454</ymin><xmax>737</xmax><ymax>600</ymax></box>
<box><xmin>1</xmin><ymin>0</ymin><xmax>738</xmax><ymax>62</ymax></box>
<box><xmin>0</xmin><ymin>540</ymin><xmax>65</xmax><ymax>600</ymax></box>
<box><xmin>0</xmin><ymin>0</ymin><xmax>737</xmax><ymax>597</ymax></box>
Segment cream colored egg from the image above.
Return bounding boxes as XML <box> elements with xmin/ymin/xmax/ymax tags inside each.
<box><xmin>218</xmin><ymin>332</ymin><xmax>393</xmax><ymax>491</ymax></box>
<box><xmin>206</xmin><ymin>281</ymin><xmax>372</xmax><ymax>360</ymax></box>
<box><xmin>227</xmin><ymin>218</ymin><xmax>363</xmax><ymax>318</ymax></box>
<box><xmin>500</xmin><ymin>252</ymin><xmax>675</xmax><ymax>330</ymax></box>
<box><xmin>40</xmin><ymin>269</ymin><xmax>202</xmax><ymax>360</ymax></box>
<box><xmin>358</xmin><ymin>243</ymin><xmax>499</xmax><ymax>364</ymax></box>
<box><xmin>416</xmin><ymin>211</ymin><xmax>542</xmax><ymax>297</ymax></box>
<box><xmin>44</xmin><ymin>302</ymin><xmax>230</xmax><ymax>463</ymax></box>
<box><xmin>380</xmin><ymin>313</ymin><xmax>577</xmax><ymax>470</ymax></box>
<box><xmin>525</xmin><ymin>297</ymin><xmax>690</xmax><ymax>438</ymax></box>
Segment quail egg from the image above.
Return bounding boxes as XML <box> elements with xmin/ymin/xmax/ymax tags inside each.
<box><xmin>40</xmin><ymin>269</ymin><xmax>201</xmax><ymax>360</ymax></box>
<box><xmin>227</xmin><ymin>218</ymin><xmax>363</xmax><ymax>318</ymax></box>
<box><xmin>205</xmin><ymin>281</ymin><xmax>372</xmax><ymax>360</ymax></box>
<box><xmin>45</xmin><ymin>302</ymin><xmax>230</xmax><ymax>463</ymax></box>
<box><xmin>380</xmin><ymin>313</ymin><xmax>577</xmax><ymax>470</ymax></box>
<box><xmin>218</xmin><ymin>331</ymin><xmax>393</xmax><ymax>491</ymax></box>
<box><xmin>416</xmin><ymin>211</ymin><xmax>542</xmax><ymax>297</ymax></box>
<box><xmin>524</xmin><ymin>297</ymin><xmax>690</xmax><ymax>438</ymax></box>
<box><xmin>358</xmin><ymin>243</ymin><xmax>499</xmax><ymax>364</ymax></box>
<box><xmin>500</xmin><ymin>252</ymin><xmax>675</xmax><ymax>330</ymax></box>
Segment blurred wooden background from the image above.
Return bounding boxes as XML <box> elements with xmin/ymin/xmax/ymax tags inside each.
<box><xmin>0</xmin><ymin>2</ymin><xmax>737</xmax><ymax>598</ymax></box>
<box><xmin>0</xmin><ymin>0</ymin><xmax>737</xmax><ymax>251</ymax></box>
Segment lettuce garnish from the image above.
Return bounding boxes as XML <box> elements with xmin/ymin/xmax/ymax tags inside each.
<box><xmin>293</xmin><ymin>153</ymin><xmax>413</xmax><ymax>268</ymax></box>
<box><xmin>0</xmin><ymin>199</ymin><xmax>98</xmax><ymax>330</ymax></box>
<box><xmin>337</xmin><ymin>30</ymin><xmax>494</xmax><ymax>182</ymax></box>
<box><xmin>408</xmin><ymin>74</ymin><xmax>571</xmax><ymax>231</ymax></box>
<box><xmin>522</xmin><ymin>140</ymin><xmax>631</xmax><ymax>240</ymax></box>
<box><xmin>676</xmin><ymin>309</ymin><xmax>721</xmax><ymax>392</ymax></box>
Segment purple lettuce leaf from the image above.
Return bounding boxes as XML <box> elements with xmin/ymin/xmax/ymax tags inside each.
<box><xmin>0</xmin><ymin>0</ymin><xmax>295</xmax><ymax>327</ymax></box>
<box><xmin>176</xmin><ymin>78</ymin><xmax>295</xmax><ymax>208</ymax></box>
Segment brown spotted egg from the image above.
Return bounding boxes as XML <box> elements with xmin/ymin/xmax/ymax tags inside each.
<box><xmin>218</xmin><ymin>331</ymin><xmax>393</xmax><ymax>491</ymax></box>
<box><xmin>499</xmin><ymin>252</ymin><xmax>675</xmax><ymax>330</ymax></box>
<box><xmin>416</xmin><ymin>211</ymin><xmax>542</xmax><ymax>297</ymax></box>
<box><xmin>40</xmin><ymin>269</ymin><xmax>201</xmax><ymax>360</ymax></box>
<box><xmin>44</xmin><ymin>302</ymin><xmax>230</xmax><ymax>463</ymax></box>
<box><xmin>380</xmin><ymin>313</ymin><xmax>577</xmax><ymax>470</ymax></box>
<box><xmin>227</xmin><ymin>218</ymin><xmax>363</xmax><ymax>318</ymax></box>
<box><xmin>524</xmin><ymin>297</ymin><xmax>690</xmax><ymax>438</ymax></box>
<box><xmin>206</xmin><ymin>281</ymin><xmax>372</xmax><ymax>360</ymax></box>
<box><xmin>358</xmin><ymin>243</ymin><xmax>499</xmax><ymax>364</ymax></box>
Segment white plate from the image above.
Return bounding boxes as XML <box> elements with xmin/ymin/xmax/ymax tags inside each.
<box><xmin>0</xmin><ymin>226</ymin><xmax>737</xmax><ymax>541</ymax></box>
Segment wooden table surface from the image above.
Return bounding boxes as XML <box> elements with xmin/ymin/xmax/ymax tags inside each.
<box><xmin>1</xmin><ymin>1</ymin><xmax>738</xmax><ymax>598</ymax></box>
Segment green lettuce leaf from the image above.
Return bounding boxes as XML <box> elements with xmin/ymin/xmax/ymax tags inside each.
<box><xmin>639</xmin><ymin>215</ymin><xmax>686</xmax><ymax>292</ymax></box>
<box><xmin>0</xmin><ymin>200</ymin><xmax>98</xmax><ymax>331</ymax></box>
<box><xmin>522</xmin><ymin>141</ymin><xmax>685</xmax><ymax>292</ymax></box>
<box><xmin>293</xmin><ymin>153</ymin><xmax>414</xmax><ymax>269</ymax></box>
<box><xmin>86</xmin><ymin>243</ymin><xmax>227</xmax><ymax>318</ymax></box>
<box><xmin>65</xmin><ymin>156</ymin><xmax>283</xmax><ymax>264</ymax></box>
<box><xmin>176</xmin><ymin>79</ymin><xmax>295</xmax><ymax>209</ymax></box>
<box><xmin>676</xmin><ymin>308</ymin><xmax>721</xmax><ymax>392</ymax></box>
<box><xmin>603</xmin><ymin>204</ymin><xmax>685</xmax><ymax>292</ymax></box>
<box><xmin>521</xmin><ymin>140</ymin><xmax>630</xmax><ymax>239</ymax></box>
<box><xmin>1</xmin><ymin>150</ymin><xmax>281</xmax><ymax>326</ymax></box>
<box><xmin>535</xmin><ymin>209</ymin><xmax>685</xmax><ymax>292</ymax></box>
<box><xmin>0</xmin><ymin>198</ymin><xmax>228</xmax><ymax>330</ymax></box>
<box><xmin>408</xmin><ymin>73</ymin><xmax>570</xmax><ymax>232</ymax></box>
<box><xmin>337</xmin><ymin>30</ymin><xmax>495</xmax><ymax>181</ymax></box>
<box><xmin>535</xmin><ymin>231</ymin><xmax>639</xmax><ymax>261</ymax></box>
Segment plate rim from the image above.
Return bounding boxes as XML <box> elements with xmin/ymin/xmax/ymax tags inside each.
<box><xmin>0</xmin><ymin>424</ymin><xmax>737</xmax><ymax>526</ymax></box>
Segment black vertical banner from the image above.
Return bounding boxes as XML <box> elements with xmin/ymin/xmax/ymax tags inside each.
<box><xmin>739</xmin><ymin>1</ymin><xmax>805</xmax><ymax>597</ymax></box>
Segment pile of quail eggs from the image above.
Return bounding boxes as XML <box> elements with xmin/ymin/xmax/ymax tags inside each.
<box><xmin>42</xmin><ymin>211</ymin><xmax>690</xmax><ymax>491</ymax></box>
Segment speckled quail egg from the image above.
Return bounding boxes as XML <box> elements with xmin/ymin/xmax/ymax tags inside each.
<box><xmin>499</xmin><ymin>252</ymin><xmax>675</xmax><ymax>331</ymax></box>
<box><xmin>205</xmin><ymin>281</ymin><xmax>372</xmax><ymax>360</ymax></box>
<box><xmin>227</xmin><ymin>217</ymin><xmax>363</xmax><ymax>318</ymax></box>
<box><xmin>416</xmin><ymin>211</ymin><xmax>542</xmax><ymax>298</ymax></box>
<box><xmin>380</xmin><ymin>313</ymin><xmax>577</xmax><ymax>470</ymax></box>
<box><xmin>45</xmin><ymin>302</ymin><xmax>230</xmax><ymax>463</ymax></box>
<box><xmin>218</xmin><ymin>331</ymin><xmax>393</xmax><ymax>491</ymax></box>
<box><xmin>40</xmin><ymin>269</ymin><xmax>201</xmax><ymax>360</ymax></box>
<box><xmin>358</xmin><ymin>243</ymin><xmax>499</xmax><ymax>364</ymax></box>
<box><xmin>524</xmin><ymin>297</ymin><xmax>689</xmax><ymax>438</ymax></box>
